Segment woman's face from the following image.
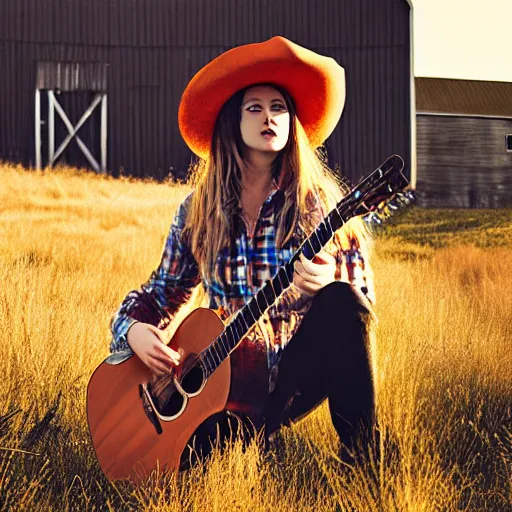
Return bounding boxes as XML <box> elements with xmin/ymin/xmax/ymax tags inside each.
<box><xmin>240</xmin><ymin>85</ymin><xmax>290</xmax><ymax>156</ymax></box>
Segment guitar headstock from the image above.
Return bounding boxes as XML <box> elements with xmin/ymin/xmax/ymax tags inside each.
<box><xmin>343</xmin><ymin>154</ymin><xmax>410</xmax><ymax>216</ymax></box>
<box><xmin>293</xmin><ymin>155</ymin><xmax>413</xmax><ymax>263</ymax></box>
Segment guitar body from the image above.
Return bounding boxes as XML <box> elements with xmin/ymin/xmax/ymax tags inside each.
<box><xmin>87</xmin><ymin>308</ymin><xmax>232</xmax><ymax>484</ymax></box>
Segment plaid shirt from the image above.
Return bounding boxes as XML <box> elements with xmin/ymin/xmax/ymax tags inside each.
<box><xmin>110</xmin><ymin>187</ymin><xmax>375</xmax><ymax>391</ymax></box>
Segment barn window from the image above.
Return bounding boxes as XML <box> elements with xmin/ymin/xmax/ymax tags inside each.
<box><xmin>506</xmin><ymin>134</ymin><xmax>512</xmax><ymax>152</ymax></box>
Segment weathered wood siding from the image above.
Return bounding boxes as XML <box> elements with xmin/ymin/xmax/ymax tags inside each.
<box><xmin>0</xmin><ymin>0</ymin><xmax>412</xmax><ymax>182</ymax></box>
<box><xmin>417</xmin><ymin>115</ymin><xmax>512</xmax><ymax>208</ymax></box>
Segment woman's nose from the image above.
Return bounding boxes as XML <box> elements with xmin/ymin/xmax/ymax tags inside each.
<box><xmin>264</xmin><ymin>109</ymin><xmax>276</xmax><ymax>125</ymax></box>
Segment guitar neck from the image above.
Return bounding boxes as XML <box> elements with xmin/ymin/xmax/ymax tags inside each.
<box><xmin>200</xmin><ymin>155</ymin><xmax>408</xmax><ymax>377</ymax></box>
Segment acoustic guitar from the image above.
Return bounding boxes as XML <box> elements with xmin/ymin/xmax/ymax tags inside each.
<box><xmin>87</xmin><ymin>154</ymin><xmax>410</xmax><ymax>484</ymax></box>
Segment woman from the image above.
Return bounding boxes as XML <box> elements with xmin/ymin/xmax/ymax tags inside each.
<box><xmin>109</xmin><ymin>36</ymin><xmax>377</xmax><ymax>465</ymax></box>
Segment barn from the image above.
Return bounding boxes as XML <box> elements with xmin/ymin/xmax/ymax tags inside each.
<box><xmin>416</xmin><ymin>77</ymin><xmax>512</xmax><ymax>208</ymax></box>
<box><xmin>0</xmin><ymin>0</ymin><xmax>414</xmax><ymax>186</ymax></box>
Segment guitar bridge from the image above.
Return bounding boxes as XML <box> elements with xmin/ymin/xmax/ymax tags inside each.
<box><xmin>139</xmin><ymin>384</ymin><xmax>163</xmax><ymax>435</ymax></box>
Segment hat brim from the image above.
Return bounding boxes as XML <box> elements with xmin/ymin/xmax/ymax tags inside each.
<box><xmin>178</xmin><ymin>36</ymin><xmax>346</xmax><ymax>160</ymax></box>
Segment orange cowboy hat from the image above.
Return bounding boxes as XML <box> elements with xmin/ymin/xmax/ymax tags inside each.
<box><xmin>178</xmin><ymin>36</ymin><xmax>346</xmax><ymax>160</ymax></box>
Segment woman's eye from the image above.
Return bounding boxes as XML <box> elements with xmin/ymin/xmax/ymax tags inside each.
<box><xmin>245</xmin><ymin>103</ymin><xmax>287</xmax><ymax>113</ymax></box>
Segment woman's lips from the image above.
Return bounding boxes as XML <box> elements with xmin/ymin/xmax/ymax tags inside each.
<box><xmin>261</xmin><ymin>129</ymin><xmax>276</xmax><ymax>139</ymax></box>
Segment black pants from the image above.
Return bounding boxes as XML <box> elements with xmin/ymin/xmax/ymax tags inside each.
<box><xmin>266</xmin><ymin>281</ymin><xmax>377</xmax><ymax>452</ymax></box>
<box><xmin>180</xmin><ymin>282</ymin><xmax>377</xmax><ymax>467</ymax></box>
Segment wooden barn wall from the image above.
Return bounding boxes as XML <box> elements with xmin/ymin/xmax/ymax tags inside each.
<box><xmin>416</xmin><ymin>115</ymin><xmax>512</xmax><ymax>208</ymax></box>
<box><xmin>0</xmin><ymin>0</ymin><xmax>411</xmax><ymax>183</ymax></box>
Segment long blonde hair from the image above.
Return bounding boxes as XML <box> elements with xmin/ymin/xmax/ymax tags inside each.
<box><xmin>183</xmin><ymin>84</ymin><xmax>369</xmax><ymax>282</ymax></box>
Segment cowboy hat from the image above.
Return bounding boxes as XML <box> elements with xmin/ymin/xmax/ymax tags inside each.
<box><xmin>178</xmin><ymin>36</ymin><xmax>346</xmax><ymax>159</ymax></box>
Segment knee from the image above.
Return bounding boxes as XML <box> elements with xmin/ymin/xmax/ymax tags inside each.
<box><xmin>315</xmin><ymin>282</ymin><xmax>374</xmax><ymax>319</ymax></box>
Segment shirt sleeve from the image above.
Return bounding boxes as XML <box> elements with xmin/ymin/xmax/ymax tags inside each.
<box><xmin>329</xmin><ymin>228</ymin><xmax>376</xmax><ymax>306</ymax></box>
<box><xmin>109</xmin><ymin>193</ymin><xmax>201</xmax><ymax>353</ymax></box>
<box><xmin>307</xmin><ymin>188</ymin><xmax>376</xmax><ymax>306</ymax></box>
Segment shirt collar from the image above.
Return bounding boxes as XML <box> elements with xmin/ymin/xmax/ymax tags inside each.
<box><xmin>263</xmin><ymin>179</ymin><xmax>281</xmax><ymax>204</ymax></box>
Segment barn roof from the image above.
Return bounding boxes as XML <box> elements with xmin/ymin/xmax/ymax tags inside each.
<box><xmin>416</xmin><ymin>77</ymin><xmax>512</xmax><ymax>118</ymax></box>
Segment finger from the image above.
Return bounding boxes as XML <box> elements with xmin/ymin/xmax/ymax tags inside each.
<box><xmin>300</xmin><ymin>273</ymin><xmax>326</xmax><ymax>287</ymax></box>
<box><xmin>293</xmin><ymin>273</ymin><xmax>316</xmax><ymax>297</ymax></box>
<box><xmin>295</xmin><ymin>268</ymin><xmax>337</xmax><ymax>296</ymax></box>
<box><xmin>294</xmin><ymin>260</ymin><xmax>305</xmax><ymax>274</ymax></box>
<box><xmin>150</xmin><ymin>343</ymin><xmax>180</xmax><ymax>365</ymax></box>
<box><xmin>148</xmin><ymin>351</ymin><xmax>174</xmax><ymax>370</ymax></box>
<box><xmin>295</xmin><ymin>260</ymin><xmax>324</xmax><ymax>281</ymax></box>
<box><xmin>150</xmin><ymin>341</ymin><xmax>181</xmax><ymax>361</ymax></box>
<box><xmin>299</xmin><ymin>253</ymin><xmax>334</xmax><ymax>277</ymax></box>
<box><xmin>153</xmin><ymin>340</ymin><xmax>182</xmax><ymax>362</ymax></box>
<box><xmin>295</xmin><ymin>264</ymin><xmax>328</xmax><ymax>287</ymax></box>
<box><xmin>313</xmin><ymin>250</ymin><xmax>336</xmax><ymax>265</ymax></box>
<box><xmin>149</xmin><ymin>356</ymin><xmax>172</xmax><ymax>376</ymax></box>
<box><xmin>302</xmin><ymin>249</ymin><xmax>336</xmax><ymax>267</ymax></box>
<box><xmin>144</xmin><ymin>356</ymin><xmax>166</xmax><ymax>378</ymax></box>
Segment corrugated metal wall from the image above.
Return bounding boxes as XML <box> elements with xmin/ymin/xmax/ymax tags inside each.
<box><xmin>417</xmin><ymin>115</ymin><xmax>512</xmax><ymax>208</ymax></box>
<box><xmin>0</xmin><ymin>0</ymin><xmax>411</xmax><ymax>183</ymax></box>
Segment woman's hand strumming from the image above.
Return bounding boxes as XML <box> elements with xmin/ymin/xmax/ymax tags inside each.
<box><xmin>127</xmin><ymin>322</ymin><xmax>183</xmax><ymax>377</ymax></box>
<box><xmin>293</xmin><ymin>249</ymin><xmax>337</xmax><ymax>297</ymax></box>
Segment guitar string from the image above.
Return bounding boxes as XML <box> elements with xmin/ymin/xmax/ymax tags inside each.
<box><xmin>252</xmin><ymin>295</ymin><xmax>263</xmax><ymax>318</ymax></box>
<box><xmin>311</xmin><ymin>229</ymin><xmax>322</xmax><ymax>251</ymax></box>
<box><xmin>210</xmin><ymin>343</ymin><xmax>221</xmax><ymax>367</ymax></box>
<box><xmin>260</xmin><ymin>288</ymin><xmax>271</xmax><ymax>312</ymax></box>
<box><xmin>264</xmin><ymin>284</ymin><xmax>276</xmax><ymax>312</ymax></box>
<box><xmin>226</xmin><ymin>324</ymin><xmax>236</xmax><ymax>351</ymax></box>
<box><xmin>237</xmin><ymin>310</ymin><xmax>250</xmax><ymax>333</ymax></box>
<box><xmin>224</xmin><ymin>325</ymin><xmax>234</xmax><ymax>354</ymax></box>
<box><xmin>236</xmin><ymin>319</ymin><xmax>244</xmax><ymax>344</ymax></box>
<box><xmin>246</xmin><ymin>302</ymin><xmax>258</xmax><ymax>325</ymax></box>
<box><xmin>258</xmin><ymin>288</ymin><xmax>270</xmax><ymax>312</ymax></box>
<box><xmin>224</xmin><ymin>323</ymin><xmax>235</xmax><ymax>351</ymax></box>
<box><xmin>218</xmin><ymin>333</ymin><xmax>228</xmax><ymax>359</ymax></box>
<box><xmin>269</xmin><ymin>276</ymin><xmax>278</xmax><ymax>303</ymax></box>
<box><xmin>216</xmin><ymin>336</ymin><xmax>227</xmax><ymax>360</ymax></box>
<box><xmin>278</xmin><ymin>267</ymin><xmax>290</xmax><ymax>290</ymax></box>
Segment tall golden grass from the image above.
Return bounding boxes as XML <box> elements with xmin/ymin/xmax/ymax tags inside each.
<box><xmin>0</xmin><ymin>162</ymin><xmax>510</xmax><ymax>511</ymax></box>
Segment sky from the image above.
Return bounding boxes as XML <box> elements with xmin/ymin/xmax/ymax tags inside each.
<box><xmin>412</xmin><ymin>0</ymin><xmax>512</xmax><ymax>82</ymax></box>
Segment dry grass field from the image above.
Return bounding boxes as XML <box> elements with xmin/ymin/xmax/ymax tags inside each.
<box><xmin>0</xmin><ymin>162</ymin><xmax>510</xmax><ymax>511</ymax></box>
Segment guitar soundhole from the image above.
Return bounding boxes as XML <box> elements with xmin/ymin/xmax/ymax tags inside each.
<box><xmin>180</xmin><ymin>364</ymin><xmax>205</xmax><ymax>396</ymax></box>
<box><xmin>159</xmin><ymin>390</ymin><xmax>186</xmax><ymax>417</ymax></box>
